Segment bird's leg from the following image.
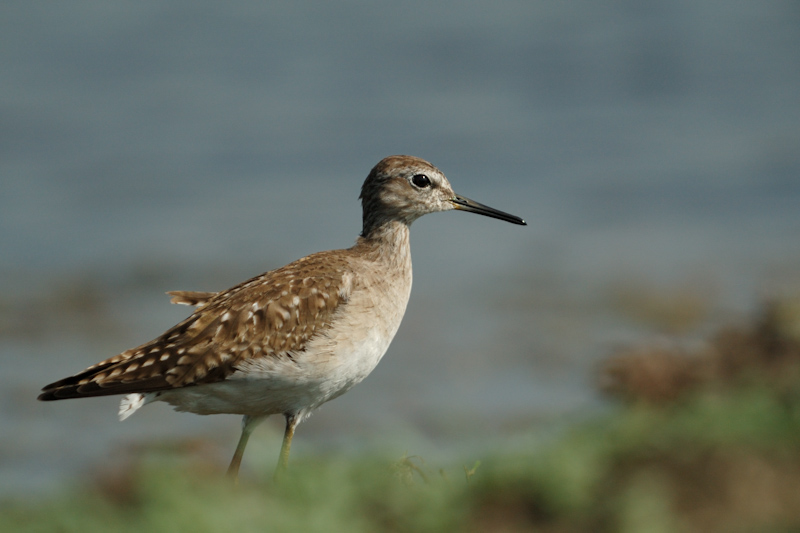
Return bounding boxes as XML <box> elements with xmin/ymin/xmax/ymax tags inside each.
<box><xmin>226</xmin><ymin>415</ymin><xmax>264</xmax><ymax>483</ymax></box>
<box><xmin>274</xmin><ymin>413</ymin><xmax>299</xmax><ymax>481</ymax></box>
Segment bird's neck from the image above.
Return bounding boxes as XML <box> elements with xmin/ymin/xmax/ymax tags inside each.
<box><xmin>354</xmin><ymin>220</ymin><xmax>412</xmax><ymax>267</ymax></box>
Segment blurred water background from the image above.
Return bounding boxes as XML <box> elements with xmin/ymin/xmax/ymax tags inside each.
<box><xmin>2</xmin><ymin>1</ymin><xmax>799</xmax><ymax>496</ymax></box>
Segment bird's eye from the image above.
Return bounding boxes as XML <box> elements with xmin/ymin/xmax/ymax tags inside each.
<box><xmin>411</xmin><ymin>174</ymin><xmax>431</xmax><ymax>188</ymax></box>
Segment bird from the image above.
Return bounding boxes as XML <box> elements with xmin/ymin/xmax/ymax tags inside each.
<box><xmin>38</xmin><ymin>155</ymin><xmax>526</xmax><ymax>481</ymax></box>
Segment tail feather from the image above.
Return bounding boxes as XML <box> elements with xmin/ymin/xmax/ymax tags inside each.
<box><xmin>119</xmin><ymin>393</ymin><xmax>151</xmax><ymax>420</ymax></box>
<box><xmin>38</xmin><ymin>375</ymin><xmax>171</xmax><ymax>401</ymax></box>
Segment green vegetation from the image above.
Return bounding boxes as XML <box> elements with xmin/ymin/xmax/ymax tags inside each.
<box><xmin>6</xmin><ymin>301</ymin><xmax>800</xmax><ymax>532</ymax></box>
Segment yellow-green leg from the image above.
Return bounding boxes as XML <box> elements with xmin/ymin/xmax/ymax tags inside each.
<box><xmin>274</xmin><ymin>414</ymin><xmax>299</xmax><ymax>481</ymax></box>
<box><xmin>226</xmin><ymin>415</ymin><xmax>264</xmax><ymax>482</ymax></box>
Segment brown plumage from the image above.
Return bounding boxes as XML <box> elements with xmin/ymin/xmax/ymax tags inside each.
<box><xmin>167</xmin><ymin>290</ymin><xmax>216</xmax><ymax>307</ymax></box>
<box><xmin>39</xmin><ymin>250</ymin><xmax>351</xmax><ymax>400</ymax></box>
<box><xmin>39</xmin><ymin>155</ymin><xmax>526</xmax><ymax>481</ymax></box>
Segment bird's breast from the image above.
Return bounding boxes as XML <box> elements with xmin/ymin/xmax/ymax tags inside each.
<box><xmin>301</xmin><ymin>261</ymin><xmax>412</xmax><ymax>399</ymax></box>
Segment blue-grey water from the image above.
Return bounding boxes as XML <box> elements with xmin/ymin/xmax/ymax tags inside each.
<box><xmin>2</xmin><ymin>1</ymin><xmax>800</xmax><ymax>496</ymax></box>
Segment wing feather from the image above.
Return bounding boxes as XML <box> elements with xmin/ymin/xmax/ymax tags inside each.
<box><xmin>39</xmin><ymin>250</ymin><xmax>355</xmax><ymax>401</ymax></box>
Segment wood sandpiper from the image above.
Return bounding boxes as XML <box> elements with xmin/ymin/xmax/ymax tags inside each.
<box><xmin>39</xmin><ymin>155</ymin><xmax>526</xmax><ymax>481</ymax></box>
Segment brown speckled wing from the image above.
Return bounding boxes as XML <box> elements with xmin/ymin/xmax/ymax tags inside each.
<box><xmin>38</xmin><ymin>250</ymin><xmax>354</xmax><ymax>401</ymax></box>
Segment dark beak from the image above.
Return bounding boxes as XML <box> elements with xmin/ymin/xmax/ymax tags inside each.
<box><xmin>450</xmin><ymin>195</ymin><xmax>526</xmax><ymax>225</ymax></box>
